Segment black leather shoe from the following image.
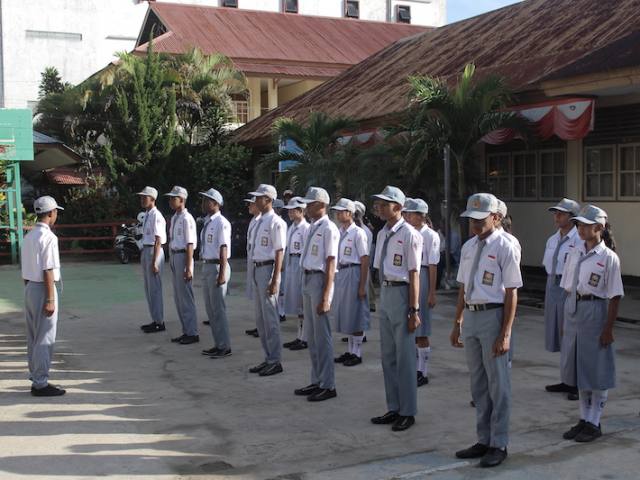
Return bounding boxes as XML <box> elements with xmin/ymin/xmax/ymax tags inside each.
<box><xmin>142</xmin><ymin>323</ymin><xmax>166</xmax><ymax>333</ymax></box>
<box><xmin>479</xmin><ymin>447</ymin><xmax>507</xmax><ymax>467</ymax></box>
<box><xmin>245</xmin><ymin>328</ymin><xmax>258</xmax><ymax>336</ymax></box>
<box><xmin>574</xmin><ymin>422</ymin><xmax>602</xmax><ymax>442</ymax></box>
<box><xmin>308</xmin><ymin>388</ymin><xmax>337</xmax><ymax>402</ymax></box>
<box><xmin>252</xmin><ymin>330</ymin><xmax>260</xmax><ymax>337</ymax></box>
<box><xmin>391</xmin><ymin>416</ymin><xmax>415</xmax><ymax>431</ymax></box>
<box><xmin>289</xmin><ymin>341</ymin><xmax>308</xmax><ymax>351</ymax></box>
<box><xmin>140</xmin><ymin>322</ymin><xmax>155</xmax><ymax>331</ymax></box>
<box><xmin>202</xmin><ymin>347</ymin><xmax>219</xmax><ymax>356</ymax></box>
<box><xmin>567</xmin><ymin>392</ymin><xmax>580</xmax><ymax>401</ymax></box>
<box><xmin>179</xmin><ymin>335</ymin><xmax>199</xmax><ymax>345</ymax></box>
<box><xmin>371</xmin><ymin>411</ymin><xmax>399</xmax><ymax>425</ymax></box>
<box><xmin>283</xmin><ymin>339</ymin><xmax>299</xmax><ymax>348</ymax></box>
<box><xmin>209</xmin><ymin>348</ymin><xmax>231</xmax><ymax>359</ymax></box>
<box><xmin>294</xmin><ymin>384</ymin><xmax>320</xmax><ymax>396</ymax></box>
<box><xmin>455</xmin><ymin>443</ymin><xmax>489</xmax><ymax>459</ymax></box>
<box><xmin>203</xmin><ymin>320</ymin><xmax>210</xmax><ymax>325</ymax></box>
<box><xmin>280</xmin><ymin>315</ymin><xmax>287</xmax><ymax>322</ymax></box>
<box><xmin>563</xmin><ymin>420</ymin><xmax>586</xmax><ymax>440</ymax></box>
<box><xmin>171</xmin><ymin>335</ymin><xmax>186</xmax><ymax>343</ymax></box>
<box><xmin>343</xmin><ymin>355</ymin><xmax>362</xmax><ymax>366</ymax></box>
<box><xmin>259</xmin><ymin>362</ymin><xmax>283</xmax><ymax>377</ymax></box>
<box><xmin>417</xmin><ymin>372</ymin><xmax>429</xmax><ymax>387</ymax></box>
<box><xmin>334</xmin><ymin>352</ymin><xmax>352</xmax><ymax>363</ymax></box>
<box><xmin>31</xmin><ymin>384</ymin><xmax>66</xmax><ymax>397</ymax></box>
<box><xmin>341</xmin><ymin>337</ymin><xmax>348</xmax><ymax>342</ymax></box>
<box><xmin>546</xmin><ymin>382</ymin><xmax>571</xmax><ymax>393</ymax></box>
<box><xmin>249</xmin><ymin>362</ymin><xmax>268</xmax><ymax>373</ymax></box>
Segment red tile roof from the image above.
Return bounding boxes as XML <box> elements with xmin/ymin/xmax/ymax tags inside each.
<box><xmin>233</xmin><ymin>0</ymin><xmax>640</xmax><ymax>145</ymax></box>
<box><xmin>135</xmin><ymin>2</ymin><xmax>428</xmax><ymax>79</ymax></box>
<box><xmin>45</xmin><ymin>167</ymin><xmax>86</xmax><ymax>186</ymax></box>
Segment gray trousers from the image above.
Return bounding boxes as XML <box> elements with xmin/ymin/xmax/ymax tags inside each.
<box><xmin>170</xmin><ymin>252</ymin><xmax>198</xmax><ymax>336</ymax></box>
<box><xmin>302</xmin><ymin>272</ymin><xmax>335</xmax><ymax>389</ymax></box>
<box><xmin>379</xmin><ymin>285</ymin><xmax>417</xmax><ymax>416</ymax></box>
<box><xmin>253</xmin><ymin>264</ymin><xmax>282</xmax><ymax>364</ymax></box>
<box><xmin>25</xmin><ymin>282</ymin><xmax>58</xmax><ymax>389</ymax></box>
<box><xmin>463</xmin><ymin>307</ymin><xmax>510</xmax><ymax>448</ymax></box>
<box><xmin>202</xmin><ymin>263</ymin><xmax>231</xmax><ymax>350</ymax></box>
<box><xmin>141</xmin><ymin>246</ymin><xmax>164</xmax><ymax>324</ymax></box>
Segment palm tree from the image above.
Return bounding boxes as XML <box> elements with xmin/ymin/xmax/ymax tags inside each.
<box><xmin>406</xmin><ymin>63</ymin><xmax>529</xmax><ymax>200</ymax></box>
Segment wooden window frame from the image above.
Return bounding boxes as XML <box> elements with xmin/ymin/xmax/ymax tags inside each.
<box><xmin>538</xmin><ymin>149</ymin><xmax>567</xmax><ymax>200</ymax></box>
<box><xmin>584</xmin><ymin>145</ymin><xmax>616</xmax><ymax>201</ymax></box>
<box><xmin>345</xmin><ymin>0</ymin><xmax>360</xmax><ymax>19</ymax></box>
<box><xmin>486</xmin><ymin>153</ymin><xmax>512</xmax><ymax>200</ymax></box>
<box><xmin>511</xmin><ymin>151</ymin><xmax>538</xmax><ymax>200</ymax></box>
<box><xmin>617</xmin><ymin>143</ymin><xmax>640</xmax><ymax>200</ymax></box>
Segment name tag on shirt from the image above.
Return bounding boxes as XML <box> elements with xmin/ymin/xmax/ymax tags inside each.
<box><xmin>311</xmin><ymin>244</ymin><xmax>319</xmax><ymax>256</ymax></box>
<box><xmin>177</xmin><ymin>228</ymin><xmax>183</xmax><ymax>236</ymax></box>
<box><xmin>393</xmin><ymin>254</ymin><xmax>402</xmax><ymax>266</ymax></box>
<box><xmin>261</xmin><ymin>236</ymin><xmax>269</xmax><ymax>247</ymax></box>
<box><xmin>207</xmin><ymin>234</ymin><xmax>213</xmax><ymax>243</ymax></box>
<box><xmin>482</xmin><ymin>271</ymin><xmax>495</xmax><ymax>286</ymax></box>
<box><xmin>589</xmin><ymin>273</ymin><xmax>601</xmax><ymax>287</ymax></box>
<box><xmin>294</xmin><ymin>241</ymin><xmax>300</xmax><ymax>250</ymax></box>
<box><xmin>344</xmin><ymin>246</ymin><xmax>352</xmax><ymax>256</ymax></box>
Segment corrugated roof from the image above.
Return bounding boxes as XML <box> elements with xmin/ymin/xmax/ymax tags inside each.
<box><xmin>135</xmin><ymin>2</ymin><xmax>427</xmax><ymax>78</ymax></box>
<box><xmin>234</xmin><ymin>0</ymin><xmax>640</xmax><ymax>144</ymax></box>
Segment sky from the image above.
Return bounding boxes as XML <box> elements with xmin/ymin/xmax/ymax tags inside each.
<box><xmin>447</xmin><ymin>0</ymin><xmax>523</xmax><ymax>23</ymax></box>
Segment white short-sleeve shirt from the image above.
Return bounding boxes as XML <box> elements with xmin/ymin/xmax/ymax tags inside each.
<box><xmin>374</xmin><ymin>219</ymin><xmax>423</xmax><ymax>282</ymax></box>
<box><xmin>560</xmin><ymin>241</ymin><xmax>624</xmax><ymax>299</ymax></box>
<box><xmin>338</xmin><ymin>223</ymin><xmax>369</xmax><ymax>266</ymax></box>
<box><xmin>499</xmin><ymin>228</ymin><xmax>522</xmax><ymax>263</ymax></box>
<box><xmin>251</xmin><ymin>210</ymin><xmax>287</xmax><ymax>262</ymax></box>
<box><xmin>362</xmin><ymin>223</ymin><xmax>373</xmax><ymax>250</ymax></box>
<box><xmin>169</xmin><ymin>209</ymin><xmax>197</xmax><ymax>251</ymax></box>
<box><xmin>200</xmin><ymin>212</ymin><xmax>231</xmax><ymax>260</ymax></box>
<box><xmin>301</xmin><ymin>215</ymin><xmax>340</xmax><ymax>272</ymax></box>
<box><xmin>21</xmin><ymin>223</ymin><xmax>61</xmax><ymax>282</ymax></box>
<box><xmin>542</xmin><ymin>227</ymin><xmax>579</xmax><ymax>276</ymax></box>
<box><xmin>457</xmin><ymin>229</ymin><xmax>523</xmax><ymax>304</ymax></box>
<box><xmin>142</xmin><ymin>206</ymin><xmax>167</xmax><ymax>245</ymax></box>
<box><xmin>286</xmin><ymin>218</ymin><xmax>310</xmax><ymax>255</ymax></box>
<box><xmin>420</xmin><ymin>225</ymin><xmax>441</xmax><ymax>266</ymax></box>
<box><xmin>247</xmin><ymin>214</ymin><xmax>261</xmax><ymax>254</ymax></box>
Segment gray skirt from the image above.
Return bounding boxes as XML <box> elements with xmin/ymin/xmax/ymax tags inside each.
<box><xmin>333</xmin><ymin>265</ymin><xmax>370</xmax><ymax>334</ymax></box>
<box><xmin>561</xmin><ymin>298</ymin><xmax>616</xmax><ymax>391</ymax></box>
<box><xmin>283</xmin><ymin>255</ymin><xmax>303</xmax><ymax>316</ymax></box>
<box><xmin>245</xmin><ymin>254</ymin><xmax>254</xmax><ymax>300</ymax></box>
<box><xmin>544</xmin><ymin>275</ymin><xmax>567</xmax><ymax>352</ymax></box>
<box><xmin>416</xmin><ymin>266</ymin><xmax>433</xmax><ymax>337</ymax></box>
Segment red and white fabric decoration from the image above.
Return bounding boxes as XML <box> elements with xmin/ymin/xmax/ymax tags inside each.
<box><xmin>482</xmin><ymin>97</ymin><xmax>595</xmax><ymax>145</ymax></box>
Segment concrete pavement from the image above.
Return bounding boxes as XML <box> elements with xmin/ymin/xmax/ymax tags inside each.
<box><xmin>0</xmin><ymin>259</ymin><xmax>639</xmax><ymax>479</ymax></box>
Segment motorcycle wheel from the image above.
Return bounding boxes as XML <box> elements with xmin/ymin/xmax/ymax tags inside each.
<box><xmin>118</xmin><ymin>249</ymin><xmax>130</xmax><ymax>264</ymax></box>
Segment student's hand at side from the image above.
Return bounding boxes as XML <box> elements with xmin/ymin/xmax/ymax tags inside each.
<box><xmin>43</xmin><ymin>300</ymin><xmax>55</xmax><ymax>317</ymax></box>
<box><xmin>450</xmin><ymin>323</ymin><xmax>464</xmax><ymax>348</ymax></box>
<box><xmin>317</xmin><ymin>298</ymin><xmax>330</xmax><ymax>315</ymax></box>
<box><xmin>600</xmin><ymin>327</ymin><xmax>614</xmax><ymax>347</ymax></box>
<box><xmin>267</xmin><ymin>280</ymin><xmax>278</xmax><ymax>296</ymax></box>
<box><xmin>358</xmin><ymin>286</ymin><xmax>366</xmax><ymax>300</ymax></box>
<box><xmin>492</xmin><ymin>333</ymin><xmax>510</xmax><ymax>357</ymax></box>
<box><xmin>407</xmin><ymin>312</ymin><xmax>420</xmax><ymax>333</ymax></box>
<box><xmin>428</xmin><ymin>291</ymin><xmax>437</xmax><ymax>308</ymax></box>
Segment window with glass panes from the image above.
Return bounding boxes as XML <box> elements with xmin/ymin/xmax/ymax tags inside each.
<box><xmin>584</xmin><ymin>146</ymin><xmax>615</xmax><ymax>199</ymax></box>
<box><xmin>512</xmin><ymin>152</ymin><xmax>537</xmax><ymax>199</ymax></box>
<box><xmin>487</xmin><ymin>154</ymin><xmax>511</xmax><ymax>198</ymax></box>
<box><xmin>618</xmin><ymin>144</ymin><xmax>640</xmax><ymax>198</ymax></box>
<box><xmin>539</xmin><ymin>150</ymin><xmax>566</xmax><ymax>199</ymax></box>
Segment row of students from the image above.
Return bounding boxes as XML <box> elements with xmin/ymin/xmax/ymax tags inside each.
<box><xmin>20</xmin><ymin>188</ymin><xmax>623</xmax><ymax>470</ymax></box>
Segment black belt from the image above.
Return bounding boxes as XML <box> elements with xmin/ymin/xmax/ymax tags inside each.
<box><xmin>254</xmin><ymin>260</ymin><xmax>275</xmax><ymax>267</ymax></box>
<box><xmin>143</xmin><ymin>244</ymin><xmax>154</xmax><ymax>248</ymax></box>
<box><xmin>289</xmin><ymin>253</ymin><xmax>301</xmax><ymax>257</ymax></box>
<box><xmin>304</xmin><ymin>269</ymin><xmax>324</xmax><ymax>275</ymax></box>
<box><xmin>382</xmin><ymin>280</ymin><xmax>408</xmax><ymax>287</ymax></box>
<box><xmin>577</xmin><ymin>294</ymin><xmax>605</xmax><ymax>301</ymax></box>
<box><xmin>339</xmin><ymin>263</ymin><xmax>360</xmax><ymax>269</ymax></box>
<box><xmin>466</xmin><ymin>303</ymin><xmax>503</xmax><ymax>312</ymax></box>
<box><xmin>171</xmin><ymin>249</ymin><xmax>186</xmax><ymax>254</ymax></box>
<box><xmin>202</xmin><ymin>259</ymin><xmax>220</xmax><ymax>264</ymax></box>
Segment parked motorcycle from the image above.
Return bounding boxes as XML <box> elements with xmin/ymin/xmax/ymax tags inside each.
<box><xmin>114</xmin><ymin>212</ymin><xmax>145</xmax><ymax>264</ymax></box>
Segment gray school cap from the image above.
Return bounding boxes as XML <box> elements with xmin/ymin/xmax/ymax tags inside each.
<box><xmin>243</xmin><ymin>196</ymin><xmax>256</xmax><ymax>203</ymax></box>
<box><xmin>403</xmin><ymin>197</ymin><xmax>429</xmax><ymax>214</ymax></box>
<box><xmin>273</xmin><ymin>198</ymin><xmax>285</xmax><ymax>209</ymax></box>
<box><xmin>283</xmin><ymin>197</ymin><xmax>307</xmax><ymax>210</ymax></box>
<box><xmin>136</xmin><ymin>186</ymin><xmax>158</xmax><ymax>200</ymax></box>
<box><xmin>372</xmin><ymin>185</ymin><xmax>406</xmax><ymax>206</ymax></box>
<box><xmin>497</xmin><ymin>199</ymin><xmax>508</xmax><ymax>217</ymax></box>
<box><xmin>572</xmin><ymin>205</ymin><xmax>607</xmax><ymax>226</ymax></box>
<box><xmin>199</xmin><ymin>188</ymin><xmax>223</xmax><ymax>206</ymax></box>
<box><xmin>300</xmin><ymin>187</ymin><xmax>331</xmax><ymax>205</ymax></box>
<box><xmin>34</xmin><ymin>196</ymin><xmax>64</xmax><ymax>214</ymax></box>
<box><xmin>549</xmin><ymin>198</ymin><xmax>580</xmax><ymax>216</ymax></box>
<box><xmin>460</xmin><ymin>193</ymin><xmax>499</xmax><ymax>220</ymax></box>
<box><xmin>331</xmin><ymin>198</ymin><xmax>356</xmax><ymax>213</ymax></box>
<box><xmin>164</xmin><ymin>186</ymin><xmax>188</xmax><ymax>199</ymax></box>
<box><xmin>354</xmin><ymin>201</ymin><xmax>366</xmax><ymax>215</ymax></box>
<box><xmin>248</xmin><ymin>184</ymin><xmax>277</xmax><ymax>200</ymax></box>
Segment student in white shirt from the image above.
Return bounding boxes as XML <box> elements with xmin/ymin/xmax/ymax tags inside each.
<box><xmin>282</xmin><ymin>197</ymin><xmax>310</xmax><ymax>351</ymax></box>
<box><xmin>355</xmin><ymin>200</ymin><xmax>376</xmax><ymax>315</ymax></box>
<box><xmin>451</xmin><ymin>193</ymin><xmax>522</xmax><ymax>468</ymax></box>
<box><xmin>199</xmin><ymin>188</ymin><xmax>232</xmax><ymax>359</ymax></box>
<box><xmin>403</xmin><ymin>198</ymin><xmax>440</xmax><ymax>387</ymax></box>
<box><xmin>21</xmin><ymin>196</ymin><xmax>65</xmax><ymax>397</ymax></box>
<box><xmin>136</xmin><ymin>187</ymin><xmax>168</xmax><ymax>334</ymax></box>
<box><xmin>370</xmin><ymin>186</ymin><xmax>423</xmax><ymax>432</ymax></box>
<box><xmin>542</xmin><ymin>198</ymin><xmax>581</xmax><ymax>399</ymax></box>
<box><xmin>165</xmin><ymin>186</ymin><xmax>199</xmax><ymax>345</ymax></box>
<box><xmin>294</xmin><ymin>187</ymin><xmax>340</xmax><ymax>402</ymax></box>
<box><xmin>247</xmin><ymin>184</ymin><xmax>287</xmax><ymax>377</ymax></box>
<box><xmin>244</xmin><ymin>197</ymin><xmax>261</xmax><ymax>338</ymax></box>
<box><xmin>560</xmin><ymin>205</ymin><xmax>623</xmax><ymax>443</ymax></box>
<box><xmin>331</xmin><ymin>198</ymin><xmax>370</xmax><ymax>367</ymax></box>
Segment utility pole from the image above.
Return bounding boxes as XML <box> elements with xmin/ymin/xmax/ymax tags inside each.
<box><xmin>443</xmin><ymin>144</ymin><xmax>451</xmax><ymax>289</ymax></box>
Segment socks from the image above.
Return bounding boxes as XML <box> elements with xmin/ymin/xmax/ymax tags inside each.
<box><xmin>589</xmin><ymin>389</ymin><xmax>608</xmax><ymax>426</ymax></box>
<box><xmin>579</xmin><ymin>390</ymin><xmax>592</xmax><ymax>421</ymax></box>
<box><xmin>417</xmin><ymin>347</ymin><xmax>431</xmax><ymax>376</ymax></box>
<box><xmin>297</xmin><ymin>317</ymin><xmax>305</xmax><ymax>341</ymax></box>
<box><xmin>352</xmin><ymin>335</ymin><xmax>364</xmax><ymax>358</ymax></box>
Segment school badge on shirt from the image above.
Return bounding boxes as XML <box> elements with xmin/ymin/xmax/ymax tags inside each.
<box><xmin>207</xmin><ymin>234</ymin><xmax>213</xmax><ymax>243</ymax></box>
<box><xmin>588</xmin><ymin>272</ymin><xmax>601</xmax><ymax>287</ymax></box>
<box><xmin>311</xmin><ymin>244</ymin><xmax>319</xmax><ymax>256</ymax></box>
<box><xmin>261</xmin><ymin>236</ymin><xmax>269</xmax><ymax>247</ymax></box>
<box><xmin>393</xmin><ymin>254</ymin><xmax>402</xmax><ymax>266</ymax></box>
<box><xmin>294</xmin><ymin>241</ymin><xmax>300</xmax><ymax>250</ymax></box>
<box><xmin>482</xmin><ymin>271</ymin><xmax>495</xmax><ymax>286</ymax></box>
<box><xmin>344</xmin><ymin>246</ymin><xmax>352</xmax><ymax>256</ymax></box>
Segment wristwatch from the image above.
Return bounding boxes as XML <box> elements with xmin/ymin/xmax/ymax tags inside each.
<box><xmin>408</xmin><ymin>306</ymin><xmax>420</xmax><ymax>314</ymax></box>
